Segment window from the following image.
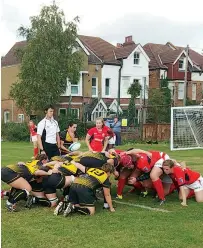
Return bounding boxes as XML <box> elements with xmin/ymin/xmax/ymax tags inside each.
<box><xmin>168</xmin><ymin>82</ymin><xmax>175</xmax><ymax>99</ymax></box>
<box><xmin>71</xmin><ymin>108</ymin><xmax>79</xmax><ymax>118</ymax></box>
<box><xmin>179</xmin><ymin>58</ymin><xmax>184</xmax><ymax>70</ymax></box>
<box><xmin>71</xmin><ymin>82</ymin><xmax>79</xmax><ymax>95</ymax></box>
<box><xmin>18</xmin><ymin>114</ymin><xmax>24</xmax><ymax>123</ymax></box>
<box><xmin>192</xmin><ymin>84</ymin><xmax>196</xmax><ymax>100</ymax></box>
<box><xmin>133</xmin><ymin>52</ymin><xmax>140</xmax><ymax>65</ymax></box>
<box><xmin>92</xmin><ymin>77</ymin><xmax>98</xmax><ymax>96</ymax></box>
<box><xmin>121</xmin><ymin>76</ymin><xmax>131</xmax><ymax>97</ymax></box>
<box><xmin>59</xmin><ymin>108</ymin><xmax>67</xmax><ymax>116</ymax></box>
<box><xmin>105</xmin><ymin>78</ymin><xmax>110</xmax><ymax>96</ymax></box>
<box><xmin>178</xmin><ymin>82</ymin><xmax>184</xmax><ymax>100</ymax></box>
<box><xmin>4</xmin><ymin>111</ymin><xmax>10</xmax><ymax>123</ymax></box>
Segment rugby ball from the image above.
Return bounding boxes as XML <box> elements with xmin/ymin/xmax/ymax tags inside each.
<box><xmin>69</xmin><ymin>142</ymin><xmax>81</xmax><ymax>152</ymax></box>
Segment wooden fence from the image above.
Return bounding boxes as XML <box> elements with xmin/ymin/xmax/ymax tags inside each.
<box><xmin>143</xmin><ymin>123</ymin><xmax>170</xmax><ymax>141</ymax></box>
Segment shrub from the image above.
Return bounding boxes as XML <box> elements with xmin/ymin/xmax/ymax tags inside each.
<box><xmin>1</xmin><ymin>122</ymin><xmax>30</xmax><ymax>141</ymax></box>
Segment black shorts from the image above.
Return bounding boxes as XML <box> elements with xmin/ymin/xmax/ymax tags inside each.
<box><xmin>42</xmin><ymin>173</ymin><xmax>65</xmax><ymax>194</ymax></box>
<box><xmin>1</xmin><ymin>167</ymin><xmax>21</xmax><ymax>184</ymax></box>
<box><xmin>69</xmin><ymin>184</ymin><xmax>96</xmax><ymax>206</ymax></box>
<box><xmin>43</xmin><ymin>142</ymin><xmax>60</xmax><ymax>160</ymax></box>
<box><xmin>30</xmin><ymin>180</ymin><xmax>44</xmax><ymax>192</ymax></box>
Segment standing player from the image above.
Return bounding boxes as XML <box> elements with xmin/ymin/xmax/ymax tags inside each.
<box><xmin>29</xmin><ymin>120</ymin><xmax>38</xmax><ymax>158</ymax></box>
<box><xmin>37</xmin><ymin>105</ymin><xmax>60</xmax><ymax>159</ymax></box>
<box><xmin>85</xmin><ymin>117</ymin><xmax>109</xmax><ymax>152</ymax></box>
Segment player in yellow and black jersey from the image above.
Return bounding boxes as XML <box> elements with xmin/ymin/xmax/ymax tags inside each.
<box><xmin>61</xmin><ymin>161</ymin><xmax>115</xmax><ymax>217</ymax></box>
<box><xmin>1</xmin><ymin>154</ymin><xmax>54</xmax><ymax>212</ymax></box>
<box><xmin>40</xmin><ymin>160</ymin><xmax>78</xmax><ymax>208</ymax></box>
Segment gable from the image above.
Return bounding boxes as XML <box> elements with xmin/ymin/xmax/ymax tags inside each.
<box><xmin>128</xmin><ymin>44</ymin><xmax>150</xmax><ymax>62</ymax></box>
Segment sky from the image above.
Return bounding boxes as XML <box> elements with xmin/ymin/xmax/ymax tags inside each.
<box><xmin>1</xmin><ymin>0</ymin><xmax>203</xmax><ymax>56</ymax></box>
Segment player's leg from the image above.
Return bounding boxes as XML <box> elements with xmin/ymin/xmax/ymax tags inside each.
<box><xmin>117</xmin><ymin>168</ymin><xmax>132</xmax><ymax>199</ymax></box>
<box><xmin>1</xmin><ymin>168</ymin><xmax>32</xmax><ymax>211</ymax></box>
<box><xmin>26</xmin><ymin>180</ymin><xmax>51</xmax><ymax>208</ymax></box>
<box><xmin>150</xmin><ymin>162</ymin><xmax>165</xmax><ymax>203</ymax></box>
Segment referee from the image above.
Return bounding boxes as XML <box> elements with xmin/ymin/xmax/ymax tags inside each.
<box><xmin>37</xmin><ymin>105</ymin><xmax>60</xmax><ymax>159</ymax></box>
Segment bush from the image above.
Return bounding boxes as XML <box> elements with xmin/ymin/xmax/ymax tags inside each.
<box><xmin>1</xmin><ymin>122</ymin><xmax>30</xmax><ymax>141</ymax></box>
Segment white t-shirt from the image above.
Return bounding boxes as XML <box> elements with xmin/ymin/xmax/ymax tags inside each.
<box><xmin>37</xmin><ymin>118</ymin><xmax>60</xmax><ymax>144</ymax></box>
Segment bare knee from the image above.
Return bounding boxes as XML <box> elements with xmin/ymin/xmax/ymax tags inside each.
<box><xmin>87</xmin><ymin>207</ymin><xmax>95</xmax><ymax>215</ymax></box>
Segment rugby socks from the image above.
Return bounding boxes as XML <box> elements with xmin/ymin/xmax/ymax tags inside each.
<box><xmin>187</xmin><ymin>190</ymin><xmax>194</xmax><ymax>199</ymax></box>
<box><xmin>75</xmin><ymin>207</ymin><xmax>90</xmax><ymax>215</ymax></box>
<box><xmin>34</xmin><ymin>148</ymin><xmax>39</xmax><ymax>157</ymax></box>
<box><xmin>34</xmin><ymin>197</ymin><xmax>51</xmax><ymax>207</ymax></box>
<box><xmin>117</xmin><ymin>178</ymin><xmax>127</xmax><ymax>196</ymax></box>
<box><xmin>152</xmin><ymin>179</ymin><xmax>165</xmax><ymax>200</ymax></box>
<box><xmin>9</xmin><ymin>189</ymin><xmax>29</xmax><ymax>204</ymax></box>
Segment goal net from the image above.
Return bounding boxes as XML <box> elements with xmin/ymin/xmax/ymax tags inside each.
<box><xmin>170</xmin><ymin>106</ymin><xmax>203</xmax><ymax>150</ymax></box>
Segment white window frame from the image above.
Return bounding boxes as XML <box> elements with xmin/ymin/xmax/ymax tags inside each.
<box><xmin>105</xmin><ymin>78</ymin><xmax>110</xmax><ymax>96</ymax></box>
<box><xmin>71</xmin><ymin>108</ymin><xmax>80</xmax><ymax>118</ymax></box>
<box><xmin>58</xmin><ymin>108</ymin><xmax>67</xmax><ymax>116</ymax></box>
<box><xmin>4</xmin><ymin>111</ymin><xmax>10</xmax><ymax>123</ymax></box>
<box><xmin>18</xmin><ymin>114</ymin><xmax>24</xmax><ymax>123</ymax></box>
<box><xmin>71</xmin><ymin>82</ymin><xmax>79</xmax><ymax>96</ymax></box>
<box><xmin>91</xmin><ymin>100</ymin><xmax>107</xmax><ymax>121</ymax></box>
<box><xmin>133</xmin><ymin>52</ymin><xmax>140</xmax><ymax>65</ymax></box>
<box><xmin>178</xmin><ymin>58</ymin><xmax>185</xmax><ymax>71</ymax></box>
<box><xmin>192</xmin><ymin>84</ymin><xmax>197</xmax><ymax>100</ymax></box>
<box><xmin>168</xmin><ymin>82</ymin><xmax>175</xmax><ymax>100</ymax></box>
<box><xmin>92</xmin><ymin>77</ymin><xmax>98</xmax><ymax>97</ymax></box>
<box><xmin>178</xmin><ymin>82</ymin><xmax>184</xmax><ymax>100</ymax></box>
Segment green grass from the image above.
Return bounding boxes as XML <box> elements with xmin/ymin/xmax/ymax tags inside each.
<box><xmin>1</xmin><ymin>142</ymin><xmax>203</xmax><ymax>248</ymax></box>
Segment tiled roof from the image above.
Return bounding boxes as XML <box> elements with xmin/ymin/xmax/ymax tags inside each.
<box><xmin>1</xmin><ymin>41</ymin><xmax>27</xmax><ymax>67</ymax></box>
<box><xmin>78</xmin><ymin>35</ymin><xmax>120</xmax><ymax>65</ymax></box>
<box><xmin>143</xmin><ymin>42</ymin><xmax>203</xmax><ymax>71</ymax></box>
<box><xmin>115</xmin><ymin>42</ymin><xmax>137</xmax><ymax>59</ymax></box>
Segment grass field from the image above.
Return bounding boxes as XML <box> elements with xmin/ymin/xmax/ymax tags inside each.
<box><xmin>1</xmin><ymin>142</ymin><xmax>203</xmax><ymax>248</ymax></box>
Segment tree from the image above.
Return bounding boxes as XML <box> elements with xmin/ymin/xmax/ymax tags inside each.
<box><xmin>127</xmin><ymin>81</ymin><xmax>142</xmax><ymax>126</ymax></box>
<box><xmin>147</xmin><ymin>78</ymin><xmax>172</xmax><ymax>123</ymax></box>
<box><xmin>10</xmin><ymin>3</ymin><xmax>84</xmax><ymax>115</ymax></box>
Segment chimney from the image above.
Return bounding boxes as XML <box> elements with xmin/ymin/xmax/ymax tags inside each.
<box><xmin>125</xmin><ymin>36</ymin><xmax>133</xmax><ymax>43</ymax></box>
<box><xmin>117</xmin><ymin>43</ymin><xmax>123</xmax><ymax>48</ymax></box>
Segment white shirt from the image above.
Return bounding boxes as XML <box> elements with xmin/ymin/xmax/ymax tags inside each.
<box><xmin>37</xmin><ymin>117</ymin><xmax>60</xmax><ymax>144</ymax></box>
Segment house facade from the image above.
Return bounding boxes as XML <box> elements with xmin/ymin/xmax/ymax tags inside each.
<box><xmin>143</xmin><ymin>42</ymin><xmax>203</xmax><ymax>106</ymax></box>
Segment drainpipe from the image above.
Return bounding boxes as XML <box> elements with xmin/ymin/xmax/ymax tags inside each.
<box><xmin>117</xmin><ymin>59</ymin><xmax>123</xmax><ymax>117</ymax></box>
<box><xmin>12</xmin><ymin>99</ymin><xmax>14</xmax><ymax>122</ymax></box>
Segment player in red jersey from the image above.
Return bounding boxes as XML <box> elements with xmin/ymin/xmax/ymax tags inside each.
<box><xmin>126</xmin><ymin>149</ymin><xmax>171</xmax><ymax>204</ymax></box>
<box><xmin>29</xmin><ymin>120</ymin><xmax>39</xmax><ymax>158</ymax></box>
<box><xmin>163</xmin><ymin>159</ymin><xmax>203</xmax><ymax>206</ymax></box>
<box><xmin>85</xmin><ymin>117</ymin><xmax>109</xmax><ymax>152</ymax></box>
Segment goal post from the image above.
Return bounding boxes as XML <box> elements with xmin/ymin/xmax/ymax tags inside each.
<box><xmin>170</xmin><ymin>106</ymin><xmax>203</xmax><ymax>151</ymax></box>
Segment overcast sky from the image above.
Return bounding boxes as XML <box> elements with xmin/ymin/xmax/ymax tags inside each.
<box><xmin>1</xmin><ymin>0</ymin><xmax>203</xmax><ymax>56</ymax></box>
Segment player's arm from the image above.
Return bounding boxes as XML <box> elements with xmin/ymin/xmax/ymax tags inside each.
<box><xmin>56</xmin><ymin>132</ymin><xmax>61</xmax><ymax>149</ymax></box>
<box><xmin>103</xmin><ymin>187</ymin><xmax>115</xmax><ymax>212</ymax></box>
<box><xmin>60</xmin><ymin>139</ymin><xmax>69</xmax><ymax>153</ymax></box>
<box><xmin>126</xmin><ymin>149</ymin><xmax>152</xmax><ymax>157</ymax></box>
<box><xmin>85</xmin><ymin>133</ymin><xmax>93</xmax><ymax>151</ymax></box>
<box><xmin>37</xmin><ymin>122</ymin><xmax>45</xmax><ymax>153</ymax></box>
<box><xmin>71</xmin><ymin>160</ymin><xmax>86</xmax><ymax>173</ymax></box>
<box><xmin>179</xmin><ymin>185</ymin><xmax>187</xmax><ymax>206</ymax></box>
<box><xmin>34</xmin><ymin>169</ymin><xmax>53</xmax><ymax>176</ymax></box>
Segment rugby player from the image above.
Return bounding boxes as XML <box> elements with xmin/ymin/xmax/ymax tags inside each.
<box><xmin>63</xmin><ymin>160</ymin><xmax>115</xmax><ymax>216</ymax></box>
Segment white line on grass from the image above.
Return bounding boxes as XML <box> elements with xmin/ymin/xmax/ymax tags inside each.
<box><xmin>113</xmin><ymin>200</ymin><xmax>171</xmax><ymax>213</ymax></box>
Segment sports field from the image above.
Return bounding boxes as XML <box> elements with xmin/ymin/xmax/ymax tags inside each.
<box><xmin>1</xmin><ymin>142</ymin><xmax>203</xmax><ymax>248</ymax></box>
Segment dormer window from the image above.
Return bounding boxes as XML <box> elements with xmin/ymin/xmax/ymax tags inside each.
<box><xmin>134</xmin><ymin>52</ymin><xmax>140</xmax><ymax>65</ymax></box>
<box><xmin>179</xmin><ymin>58</ymin><xmax>184</xmax><ymax>70</ymax></box>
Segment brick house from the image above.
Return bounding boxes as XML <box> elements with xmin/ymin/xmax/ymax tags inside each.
<box><xmin>143</xmin><ymin>42</ymin><xmax>203</xmax><ymax>106</ymax></box>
